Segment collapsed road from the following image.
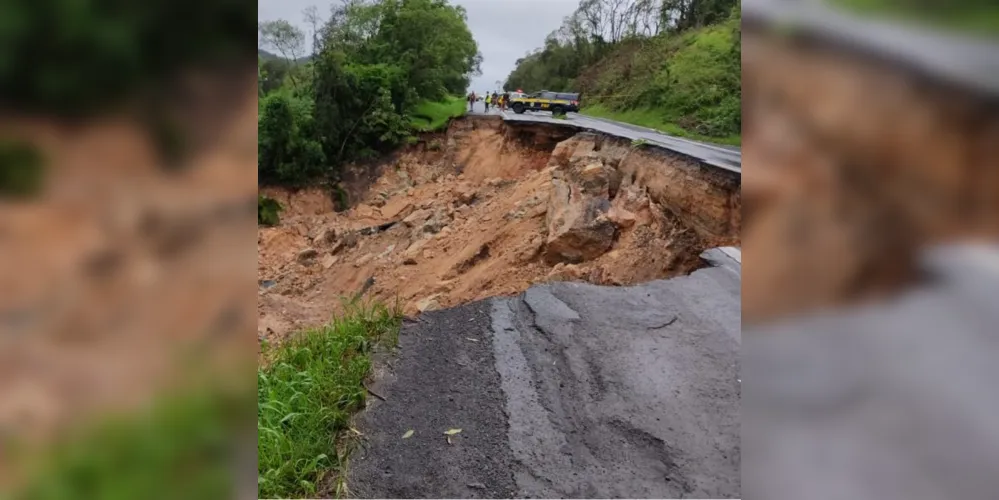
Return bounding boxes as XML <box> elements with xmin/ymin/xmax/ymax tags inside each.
<box><xmin>499</xmin><ymin>110</ymin><xmax>742</xmax><ymax>174</ymax></box>
<box><xmin>348</xmin><ymin>248</ymin><xmax>741</xmax><ymax>499</ymax></box>
<box><xmin>468</xmin><ymin>102</ymin><xmax>742</xmax><ymax>174</ymax></box>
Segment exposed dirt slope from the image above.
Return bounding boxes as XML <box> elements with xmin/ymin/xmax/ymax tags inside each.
<box><xmin>0</xmin><ymin>76</ymin><xmax>259</xmax><ymax>485</ymax></box>
<box><xmin>258</xmin><ymin>117</ymin><xmax>739</xmax><ymax>342</ymax></box>
<box><xmin>742</xmin><ymin>29</ymin><xmax>999</xmax><ymax>323</ymax></box>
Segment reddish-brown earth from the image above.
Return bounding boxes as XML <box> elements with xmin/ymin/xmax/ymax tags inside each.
<box><xmin>258</xmin><ymin>117</ymin><xmax>741</xmax><ymax>342</ymax></box>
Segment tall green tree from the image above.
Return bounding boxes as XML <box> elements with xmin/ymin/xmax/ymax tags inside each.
<box><xmin>258</xmin><ymin>0</ymin><xmax>482</xmax><ymax>187</ymax></box>
<box><xmin>1</xmin><ymin>0</ymin><xmax>254</xmax><ymax>114</ymax></box>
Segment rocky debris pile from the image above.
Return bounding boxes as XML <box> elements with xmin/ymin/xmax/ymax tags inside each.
<box><xmin>258</xmin><ymin>122</ymin><xmax>725</xmax><ymax>341</ymax></box>
<box><xmin>542</xmin><ymin>137</ymin><xmax>657</xmax><ymax>264</ymax></box>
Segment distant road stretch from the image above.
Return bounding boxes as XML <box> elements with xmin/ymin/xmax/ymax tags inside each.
<box><xmin>466</xmin><ymin>101</ymin><xmax>741</xmax><ymax>174</ymax></box>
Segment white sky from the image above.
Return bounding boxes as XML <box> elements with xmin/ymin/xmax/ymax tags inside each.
<box><xmin>258</xmin><ymin>0</ymin><xmax>580</xmax><ymax>93</ymax></box>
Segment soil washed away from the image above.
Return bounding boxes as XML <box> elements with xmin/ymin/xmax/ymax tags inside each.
<box><xmin>258</xmin><ymin>116</ymin><xmax>740</xmax><ymax>343</ymax></box>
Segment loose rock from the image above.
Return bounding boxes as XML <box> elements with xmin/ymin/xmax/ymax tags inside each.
<box><xmin>416</xmin><ymin>294</ymin><xmax>441</xmax><ymax>312</ymax></box>
<box><xmin>321</xmin><ymin>254</ymin><xmax>339</xmax><ymax>269</ymax></box>
<box><xmin>297</xmin><ymin>248</ymin><xmax>318</xmax><ymax>263</ymax></box>
<box><xmin>314</xmin><ymin>226</ymin><xmax>337</xmax><ymax>245</ymax></box>
<box><xmin>607</xmin><ymin>206</ymin><xmax>637</xmax><ymax>228</ymax></box>
<box><xmin>403</xmin><ymin>209</ymin><xmax>432</xmax><ymax>228</ymax></box>
<box><xmin>454</xmin><ymin>183</ymin><xmax>478</xmax><ymax>205</ymax></box>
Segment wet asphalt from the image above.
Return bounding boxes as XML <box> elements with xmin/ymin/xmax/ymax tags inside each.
<box><xmin>348</xmin><ymin>251</ymin><xmax>742</xmax><ymax>498</ymax></box>
<box><xmin>466</xmin><ymin>100</ymin><xmax>742</xmax><ymax>174</ymax></box>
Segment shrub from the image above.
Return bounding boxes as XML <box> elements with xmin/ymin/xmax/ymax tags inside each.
<box><xmin>0</xmin><ymin>139</ymin><xmax>45</xmax><ymax>198</ymax></box>
<box><xmin>258</xmin><ymin>91</ymin><xmax>327</xmax><ymax>187</ymax></box>
<box><xmin>258</xmin><ymin>195</ymin><xmax>283</xmax><ymax>226</ymax></box>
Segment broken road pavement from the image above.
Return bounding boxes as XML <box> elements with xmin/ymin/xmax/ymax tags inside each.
<box><xmin>348</xmin><ymin>248</ymin><xmax>741</xmax><ymax>498</ymax></box>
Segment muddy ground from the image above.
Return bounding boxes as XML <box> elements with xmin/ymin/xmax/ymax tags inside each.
<box><xmin>0</xmin><ymin>74</ymin><xmax>259</xmax><ymax>487</ymax></box>
<box><xmin>258</xmin><ymin>117</ymin><xmax>739</xmax><ymax>343</ymax></box>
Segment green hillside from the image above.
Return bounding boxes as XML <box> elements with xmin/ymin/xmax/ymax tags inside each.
<box><xmin>579</xmin><ymin>16</ymin><xmax>740</xmax><ymax>145</ymax></box>
<box><xmin>833</xmin><ymin>0</ymin><xmax>999</xmax><ymax>36</ymax></box>
<box><xmin>504</xmin><ymin>0</ymin><xmax>741</xmax><ymax>146</ymax></box>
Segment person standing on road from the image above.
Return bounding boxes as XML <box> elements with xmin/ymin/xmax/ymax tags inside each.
<box><xmin>484</xmin><ymin>92</ymin><xmax>490</xmax><ymax>112</ymax></box>
<box><xmin>467</xmin><ymin>91</ymin><xmax>476</xmax><ymax>112</ymax></box>
<box><xmin>501</xmin><ymin>91</ymin><xmax>510</xmax><ymax>112</ymax></box>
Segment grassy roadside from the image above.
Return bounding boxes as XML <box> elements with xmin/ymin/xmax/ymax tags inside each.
<box><xmin>408</xmin><ymin>96</ymin><xmax>467</xmax><ymax>132</ymax></box>
<box><xmin>12</xmin><ymin>382</ymin><xmax>254</xmax><ymax>500</ymax></box>
<box><xmin>831</xmin><ymin>0</ymin><xmax>999</xmax><ymax>37</ymax></box>
<box><xmin>257</xmin><ymin>300</ymin><xmax>402</xmax><ymax>499</ymax></box>
<box><xmin>581</xmin><ymin>104</ymin><xmax>742</xmax><ymax>147</ymax></box>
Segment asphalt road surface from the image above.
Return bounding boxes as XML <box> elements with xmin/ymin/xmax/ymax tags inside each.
<box><xmin>745</xmin><ymin>243</ymin><xmax>999</xmax><ymax>500</ymax></box>
<box><xmin>744</xmin><ymin>0</ymin><xmax>999</xmax><ymax>97</ymax></box>
<box><xmin>467</xmin><ymin>101</ymin><xmax>742</xmax><ymax>174</ymax></box>
<box><xmin>348</xmin><ymin>248</ymin><xmax>741</xmax><ymax>499</ymax></box>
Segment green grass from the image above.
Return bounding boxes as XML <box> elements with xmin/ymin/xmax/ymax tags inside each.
<box><xmin>13</xmin><ymin>382</ymin><xmax>253</xmax><ymax>500</ymax></box>
<box><xmin>257</xmin><ymin>300</ymin><xmax>402</xmax><ymax>499</ymax></box>
<box><xmin>408</xmin><ymin>96</ymin><xmax>467</xmax><ymax>132</ymax></box>
<box><xmin>832</xmin><ymin>0</ymin><xmax>999</xmax><ymax>37</ymax></box>
<box><xmin>581</xmin><ymin>104</ymin><xmax>742</xmax><ymax>147</ymax></box>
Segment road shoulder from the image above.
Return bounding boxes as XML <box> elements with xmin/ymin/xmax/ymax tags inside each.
<box><xmin>347</xmin><ymin>300</ymin><xmax>517</xmax><ymax>499</ymax></box>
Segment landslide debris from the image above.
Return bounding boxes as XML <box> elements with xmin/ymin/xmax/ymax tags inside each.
<box><xmin>258</xmin><ymin>118</ymin><xmax>736</xmax><ymax>342</ymax></box>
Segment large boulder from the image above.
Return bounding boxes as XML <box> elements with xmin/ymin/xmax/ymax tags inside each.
<box><xmin>544</xmin><ymin>161</ymin><xmax>618</xmax><ymax>263</ymax></box>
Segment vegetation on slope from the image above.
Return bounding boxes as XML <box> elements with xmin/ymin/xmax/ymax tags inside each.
<box><xmin>258</xmin><ymin>301</ymin><xmax>401</xmax><ymax>499</ymax></box>
<box><xmin>409</xmin><ymin>95</ymin><xmax>467</xmax><ymax>132</ymax></box>
<box><xmin>258</xmin><ymin>0</ymin><xmax>481</xmax><ymax>189</ymax></box>
<box><xmin>832</xmin><ymin>0</ymin><xmax>999</xmax><ymax>36</ymax></box>
<box><xmin>0</xmin><ymin>1</ymin><xmax>254</xmax><ymax>114</ymax></box>
<box><xmin>579</xmin><ymin>14</ymin><xmax>741</xmax><ymax>143</ymax></box>
<box><xmin>504</xmin><ymin>0</ymin><xmax>741</xmax><ymax>144</ymax></box>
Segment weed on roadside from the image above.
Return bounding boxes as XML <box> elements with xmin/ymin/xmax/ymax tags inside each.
<box><xmin>257</xmin><ymin>300</ymin><xmax>401</xmax><ymax>499</ymax></box>
<box><xmin>14</xmin><ymin>381</ymin><xmax>254</xmax><ymax>500</ymax></box>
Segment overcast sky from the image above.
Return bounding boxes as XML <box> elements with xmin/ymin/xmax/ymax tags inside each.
<box><xmin>258</xmin><ymin>0</ymin><xmax>579</xmax><ymax>93</ymax></box>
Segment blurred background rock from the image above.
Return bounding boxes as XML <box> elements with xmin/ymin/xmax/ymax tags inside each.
<box><xmin>0</xmin><ymin>1</ymin><xmax>257</xmax><ymax>499</ymax></box>
<box><xmin>742</xmin><ymin>1</ymin><xmax>999</xmax><ymax>499</ymax></box>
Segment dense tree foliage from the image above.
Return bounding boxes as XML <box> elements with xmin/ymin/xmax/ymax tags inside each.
<box><xmin>504</xmin><ymin>0</ymin><xmax>740</xmax><ymax>140</ymax></box>
<box><xmin>258</xmin><ymin>0</ymin><xmax>480</xmax><ymax>188</ymax></box>
<box><xmin>0</xmin><ymin>1</ymin><xmax>254</xmax><ymax>114</ymax></box>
